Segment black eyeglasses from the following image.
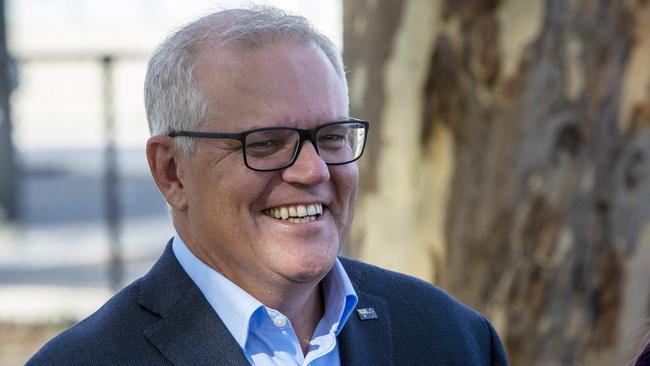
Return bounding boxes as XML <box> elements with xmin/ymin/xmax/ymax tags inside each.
<box><xmin>168</xmin><ymin>119</ymin><xmax>369</xmax><ymax>172</ymax></box>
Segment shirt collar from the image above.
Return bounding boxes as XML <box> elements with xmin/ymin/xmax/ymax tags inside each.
<box><xmin>172</xmin><ymin>235</ymin><xmax>358</xmax><ymax>348</ymax></box>
<box><xmin>320</xmin><ymin>258</ymin><xmax>359</xmax><ymax>335</ymax></box>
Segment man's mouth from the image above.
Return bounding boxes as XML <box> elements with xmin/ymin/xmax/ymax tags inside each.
<box><xmin>263</xmin><ymin>203</ymin><xmax>324</xmax><ymax>223</ymax></box>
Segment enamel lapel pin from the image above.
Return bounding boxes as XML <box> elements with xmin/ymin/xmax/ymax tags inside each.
<box><xmin>356</xmin><ymin>307</ymin><xmax>378</xmax><ymax>320</ymax></box>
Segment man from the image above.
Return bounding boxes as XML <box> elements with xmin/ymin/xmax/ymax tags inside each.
<box><xmin>28</xmin><ymin>6</ymin><xmax>508</xmax><ymax>366</ymax></box>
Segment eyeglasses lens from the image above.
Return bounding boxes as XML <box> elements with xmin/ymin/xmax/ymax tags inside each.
<box><xmin>244</xmin><ymin>122</ymin><xmax>366</xmax><ymax>171</ymax></box>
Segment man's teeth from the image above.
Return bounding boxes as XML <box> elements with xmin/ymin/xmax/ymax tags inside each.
<box><xmin>264</xmin><ymin>203</ymin><xmax>323</xmax><ymax>222</ymax></box>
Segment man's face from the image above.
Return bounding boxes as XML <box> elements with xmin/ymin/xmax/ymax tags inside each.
<box><xmin>175</xmin><ymin>42</ymin><xmax>358</xmax><ymax>291</ymax></box>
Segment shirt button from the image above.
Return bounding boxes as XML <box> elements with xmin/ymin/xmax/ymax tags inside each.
<box><xmin>273</xmin><ymin>316</ymin><xmax>287</xmax><ymax>328</ymax></box>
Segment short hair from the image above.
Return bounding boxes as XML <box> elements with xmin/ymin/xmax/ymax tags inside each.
<box><xmin>144</xmin><ymin>5</ymin><xmax>348</xmax><ymax>154</ymax></box>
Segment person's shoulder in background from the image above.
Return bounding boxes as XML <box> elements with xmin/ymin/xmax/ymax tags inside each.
<box><xmin>636</xmin><ymin>342</ymin><xmax>650</xmax><ymax>366</ymax></box>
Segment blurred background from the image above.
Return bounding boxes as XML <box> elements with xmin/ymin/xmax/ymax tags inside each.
<box><xmin>1</xmin><ymin>0</ymin><xmax>650</xmax><ymax>365</ymax></box>
<box><xmin>0</xmin><ymin>0</ymin><xmax>341</xmax><ymax>364</ymax></box>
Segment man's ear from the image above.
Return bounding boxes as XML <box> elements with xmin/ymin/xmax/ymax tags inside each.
<box><xmin>146</xmin><ymin>135</ymin><xmax>188</xmax><ymax>210</ymax></box>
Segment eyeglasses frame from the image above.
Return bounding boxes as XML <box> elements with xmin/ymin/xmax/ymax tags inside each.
<box><xmin>167</xmin><ymin>118</ymin><xmax>370</xmax><ymax>172</ymax></box>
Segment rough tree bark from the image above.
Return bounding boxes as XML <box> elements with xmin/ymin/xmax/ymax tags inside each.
<box><xmin>344</xmin><ymin>0</ymin><xmax>650</xmax><ymax>365</ymax></box>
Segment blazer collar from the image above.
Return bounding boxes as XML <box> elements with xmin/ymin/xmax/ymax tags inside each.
<box><xmin>137</xmin><ymin>243</ymin><xmax>393</xmax><ymax>365</ymax></box>
<box><xmin>138</xmin><ymin>241</ymin><xmax>249</xmax><ymax>366</ymax></box>
<box><xmin>338</xmin><ymin>259</ymin><xmax>394</xmax><ymax>366</ymax></box>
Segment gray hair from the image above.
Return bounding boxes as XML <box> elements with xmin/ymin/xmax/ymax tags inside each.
<box><xmin>144</xmin><ymin>6</ymin><xmax>348</xmax><ymax>154</ymax></box>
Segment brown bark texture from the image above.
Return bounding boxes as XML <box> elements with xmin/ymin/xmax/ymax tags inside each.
<box><xmin>343</xmin><ymin>0</ymin><xmax>650</xmax><ymax>365</ymax></box>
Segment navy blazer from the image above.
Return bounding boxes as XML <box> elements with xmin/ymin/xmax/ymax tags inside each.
<box><xmin>27</xmin><ymin>242</ymin><xmax>508</xmax><ymax>365</ymax></box>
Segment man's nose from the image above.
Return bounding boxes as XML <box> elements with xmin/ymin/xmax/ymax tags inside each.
<box><xmin>281</xmin><ymin>141</ymin><xmax>330</xmax><ymax>185</ymax></box>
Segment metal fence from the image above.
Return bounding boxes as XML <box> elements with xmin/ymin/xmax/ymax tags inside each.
<box><xmin>1</xmin><ymin>51</ymin><xmax>173</xmax><ymax>296</ymax></box>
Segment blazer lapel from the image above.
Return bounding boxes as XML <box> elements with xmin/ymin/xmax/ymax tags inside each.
<box><xmin>338</xmin><ymin>290</ymin><xmax>393</xmax><ymax>366</ymax></box>
<box><xmin>139</xmin><ymin>242</ymin><xmax>249</xmax><ymax>366</ymax></box>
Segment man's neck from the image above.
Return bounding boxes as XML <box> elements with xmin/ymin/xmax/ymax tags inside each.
<box><xmin>176</xmin><ymin>229</ymin><xmax>327</xmax><ymax>354</ymax></box>
<box><xmin>249</xmin><ymin>278</ymin><xmax>324</xmax><ymax>355</ymax></box>
<box><xmin>276</xmin><ymin>283</ymin><xmax>324</xmax><ymax>355</ymax></box>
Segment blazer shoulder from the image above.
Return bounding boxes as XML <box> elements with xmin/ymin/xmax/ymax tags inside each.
<box><xmin>26</xmin><ymin>278</ymin><xmax>161</xmax><ymax>365</ymax></box>
<box><xmin>339</xmin><ymin>256</ymin><xmax>473</xmax><ymax>312</ymax></box>
<box><xmin>27</xmin><ymin>241</ymin><xmax>188</xmax><ymax>365</ymax></box>
<box><xmin>338</xmin><ymin>256</ymin><xmax>509</xmax><ymax>365</ymax></box>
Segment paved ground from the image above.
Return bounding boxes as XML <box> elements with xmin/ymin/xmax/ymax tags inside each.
<box><xmin>0</xmin><ymin>148</ymin><xmax>174</xmax><ymax>365</ymax></box>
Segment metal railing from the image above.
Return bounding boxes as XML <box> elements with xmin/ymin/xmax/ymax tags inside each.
<box><xmin>8</xmin><ymin>51</ymin><xmax>148</xmax><ymax>290</ymax></box>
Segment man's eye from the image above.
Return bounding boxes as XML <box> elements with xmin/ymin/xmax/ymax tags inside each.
<box><xmin>246</xmin><ymin>139</ymin><xmax>285</xmax><ymax>156</ymax></box>
<box><xmin>318</xmin><ymin>134</ymin><xmax>346</xmax><ymax>149</ymax></box>
<box><xmin>321</xmin><ymin>134</ymin><xmax>345</xmax><ymax>141</ymax></box>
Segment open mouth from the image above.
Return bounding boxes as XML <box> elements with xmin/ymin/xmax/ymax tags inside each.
<box><xmin>263</xmin><ymin>203</ymin><xmax>324</xmax><ymax>223</ymax></box>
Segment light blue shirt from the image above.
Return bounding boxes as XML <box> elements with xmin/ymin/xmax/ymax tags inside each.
<box><xmin>172</xmin><ymin>235</ymin><xmax>358</xmax><ymax>366</ymax></box>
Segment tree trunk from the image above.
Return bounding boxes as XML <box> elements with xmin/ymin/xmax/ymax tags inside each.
<box><xmin>343</xmin><ymin>0</ymin><xmax>650</xmax><ymax>365</ymax></box>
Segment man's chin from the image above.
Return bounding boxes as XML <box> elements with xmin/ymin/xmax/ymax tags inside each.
<box><xmin>283</xmin><ymin>269</ymin><xmax>331</xmax><ymax>284</ymax></box>
<box><xmin>277</xmin><ymin>253</ymin><xmax>338</xmax><ymax>284</ymax></box>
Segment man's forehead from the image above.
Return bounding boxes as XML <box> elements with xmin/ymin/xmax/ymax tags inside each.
<box><xmin>195</xmin><ymin>40</ymin><xmax>317</xmax><ymax>69</ymax></box>
<box><xmin>193</xmin><ymin>41</ymin><xmax>338</xmax><ymax>94</ymax></box>
<box><xmin>191</xmin><ymin>41</ymin><xmax>347</xmax><ymax>130</ymax></box>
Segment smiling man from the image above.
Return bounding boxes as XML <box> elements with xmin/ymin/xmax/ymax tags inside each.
<box><xmin>28</xmin><ymin>6</ymin><xmax>507</xmax><ymax>366</ymax></box>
